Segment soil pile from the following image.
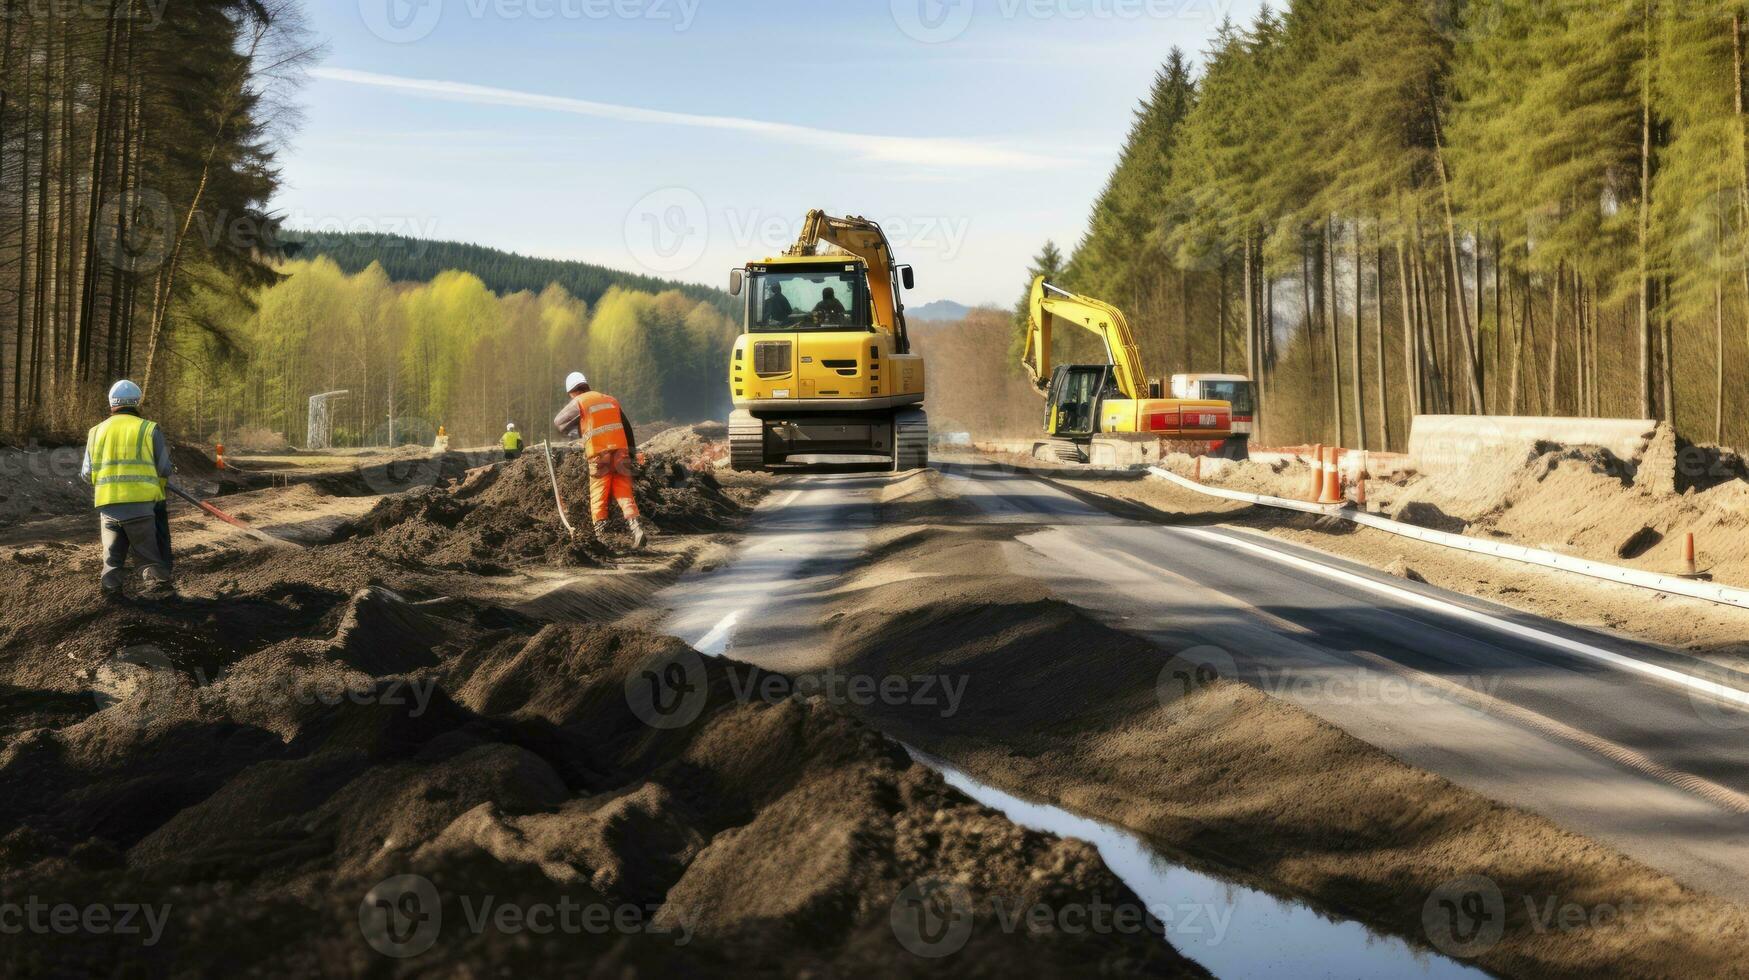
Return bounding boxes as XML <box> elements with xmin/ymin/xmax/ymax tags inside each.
<box><xmin>1178</xmin><ymin>438</ymin><xmax>1749</xmax><ymax>587</ymax></box>
<box><xmin>0</xmin><ymin>589</ymin><xmax>1202</xmax><ymax>976</ymax></box>
<box><xmin>331</xmin><ymin>443</ymin><xmax>760</xmax><ymax>573</ymax></box>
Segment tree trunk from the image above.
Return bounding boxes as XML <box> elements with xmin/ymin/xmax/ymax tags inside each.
<box><xmin>1376</xmin><ymin>241</ymin><xmax>1391</xmax><ymax>451</ymax></box>
<box><xmin>1352</xmin><ymin>221</ymin><xmax>1366</xmax><ymax>451</ymax></box>
<box><xmin>1430</xmin><ymin>107</ymin><xmax>1484</xmax><ymax>413</ymax></box>
<box><xmin>1397</xmin><ymin>236</ymin><xmax>1421</xmax><ymax>418</ymax></box>
<box><xmin>1549</xmin><ymin>262</ymin><xmax>1563</xmax><ymax>415</ymax></box>
<box><xmin>1329</xmin><ymin>219</ymin><xmax>1343</xmax><ymax>445</ymax></box>
<box><xmin>1638</xmin><ymin>0</ymin><xmax>1655</xmax><ymax>420</ymax></box>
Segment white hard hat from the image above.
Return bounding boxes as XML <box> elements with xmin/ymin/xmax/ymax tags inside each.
<box><xmin>108</xmin><ymin>380</ymin><xmax>142</xmax><ymax>408</ymax></box>
<box><xmin>565</xmin><ymin>371</ymin><xmax>588</xmax><ymax>393</ymax></box>
<box><xmin>506</xmin><ymin>423</ymin><xmax>516</xmax><ymax>431</ymax></box>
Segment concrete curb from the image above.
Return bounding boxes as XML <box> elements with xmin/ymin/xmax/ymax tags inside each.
<box><xmin>1147</xmin><ymin>466</ymin><xmax>1749</xmax><ymax>613</ymax></box>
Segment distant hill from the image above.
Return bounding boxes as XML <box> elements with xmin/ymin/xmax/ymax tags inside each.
<box><xmin>908</xmin><ymin>299</ymin><xmax>976</xmax><ymax>322</ymax></box>
<box><xmin>287</xmin><ymin>231</ymin><xmax>734</xmax><ymax>315</ymax></box>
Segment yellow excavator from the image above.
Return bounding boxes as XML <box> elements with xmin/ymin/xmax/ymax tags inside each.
<box><xmin>1022</xmin><ymin>277</ymin><xmax>1235</xmax><ymax>464</ymax></box>
<box><xmin>727</xmin><ymin>210</ymin><xmax>927</xmax><ymax>471</ymax></box>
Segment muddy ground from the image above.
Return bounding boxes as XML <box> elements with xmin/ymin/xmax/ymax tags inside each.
<box><xmin>0</xmin><ymin>438</ymin><xmax>1203</xmax><ymax>976</ymax></box>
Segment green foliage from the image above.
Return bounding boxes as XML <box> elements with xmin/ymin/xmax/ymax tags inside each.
<box><xmin>289</xmin><ymin>231</ymin><xmax>735</xmax><ymax>317</ymax></box>
<box><xmin>1041</xmin><ymin>0</ymin><xmax>1749</xmax><ymax>447</ymax></box>
<box><xmin>182</xmin><ymin>259</ymin><xmax>736</xmax><ymax>446</ymax></box>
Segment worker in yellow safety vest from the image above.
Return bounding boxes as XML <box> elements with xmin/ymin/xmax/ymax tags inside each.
<box><xmin>502</xmin><ymin>423</ymin><xmax>523</xmax><ymax>460</ymax></box>
<box><xmin>553</xmin><ymin>371</ymin><xmax>646</xmax><ymax>549</ymax></box>
<box><xmin>80</xmin><ymin>380</ymin><xmax>174</xmax><ymax>601</ymax></box>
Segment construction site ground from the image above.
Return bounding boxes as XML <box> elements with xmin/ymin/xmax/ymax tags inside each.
<box><xmin>3</xmin><ymin>428</ymin><xmax>1747</xmax><ymax>976</ymax></box>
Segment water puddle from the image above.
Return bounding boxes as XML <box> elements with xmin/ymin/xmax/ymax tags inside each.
<box><xmin>910</xmin><ymin>748</ymin><xmax>1489</xmax><ymax>980</ymax></box>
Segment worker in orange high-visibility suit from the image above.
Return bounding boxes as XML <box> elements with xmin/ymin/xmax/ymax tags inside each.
<box><xmin>553</xmin><ymin>371</ymin><xmax>646</xmax><ymax>549</ymax></box>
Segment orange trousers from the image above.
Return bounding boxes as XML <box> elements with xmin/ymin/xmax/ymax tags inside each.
<box><xmin>589</xmin><ymin>449</ymin><xmax>641</xmax><ymax>522</ymax></box>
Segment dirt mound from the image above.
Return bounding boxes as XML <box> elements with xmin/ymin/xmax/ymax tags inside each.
<box><xmin>642</xmin><ymin>422</ymin><xmax>731</xmax><ymax>471</ymax></box>
<box><xmin>0</xmin><ymin>605</ymin><xmax>1202</xmax><ymax>976</ymax></box>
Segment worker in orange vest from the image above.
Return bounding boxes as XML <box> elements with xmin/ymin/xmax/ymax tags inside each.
<box><xmin>553</xmin><ymin>371</ymin><xmax>646</xmax><ymax>549</ymax></box>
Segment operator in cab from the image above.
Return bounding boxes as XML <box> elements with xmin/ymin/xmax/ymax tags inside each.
<box><xmin>812</xmin><ymin>286</ymin><xmax>847</xmax><ymax>323</ymax></box>
<box><xmin>764</xmin><ymin>281</ymin><xmax>793</xmax><ymax>325</ymax></box>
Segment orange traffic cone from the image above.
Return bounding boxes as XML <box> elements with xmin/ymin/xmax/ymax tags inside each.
<box><xmin>1684</xmin><ymin>533</ymin><xmax>1698</xmax><ymax>577</ymax></box>
<box><xmin>215</xmin><ymin>444</ymin><xmax>225</xmax><ymax>470</ymax></box>
<box><xmin>1319</xmin><ymin>447</ymin><xmax>1344</xmax><ymax>505</ymax></box>
<box><xmin>1306</xmin><ymin>444</ymin><xmax>1324</xmax><ymax>501</ymax></box>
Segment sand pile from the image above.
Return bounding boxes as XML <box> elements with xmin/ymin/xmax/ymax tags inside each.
<box><xmin>0</xmin><ymin>589</ymin><xmax>1201</xmax><ymax>975</ymax></box>
<box><xmin>1178</xmin><ymin>437</ymin><xmax>1749</xmax><ymax>587</ymax></box>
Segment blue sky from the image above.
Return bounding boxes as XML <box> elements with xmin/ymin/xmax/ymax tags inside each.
<box><xmin>279</xmin><ymin>0</ymin><xmax>1267</xmax><ymax>306</ymax></box>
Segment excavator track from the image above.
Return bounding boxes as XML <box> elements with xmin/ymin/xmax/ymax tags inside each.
<box><xmin>893</xmin><ymin>408</ymin><xmax>930</xmax><ymax>471</ymax></box>
<box><xmin>729</xmin><ymin>411</ymin><xmax>767</xmax><ymax>472</ymax></box>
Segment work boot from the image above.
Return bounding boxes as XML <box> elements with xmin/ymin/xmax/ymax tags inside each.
<box><xmin>629</xmin><ymin>519</ymin><xmax>647</xmax><ymax>550</ymax></box>
<box><xmin>592</xmin><ymin>520</ymin><xmax>611</xmax><ymax>540</ymax></box>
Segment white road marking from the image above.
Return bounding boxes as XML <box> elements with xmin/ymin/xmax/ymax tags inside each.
<box><xmin>695</xmin><ymin>610</ymin><xmax>741</xmax><ymax>658</ymax></box>
<box><xmin>1174</xmin><ymin>525</ymin><xmax>1749</xmax><ymax>711</ymax></box>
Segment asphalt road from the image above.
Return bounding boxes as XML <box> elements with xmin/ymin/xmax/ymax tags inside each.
<box><xmin>657</xmin><ymin>459</ymin><xmax>1749</xmax><ymax>904</ymax></box>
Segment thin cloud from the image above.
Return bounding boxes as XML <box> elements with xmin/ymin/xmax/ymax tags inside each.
<box><xmin>311</xmin><ymin>67</ymin><xmax>1071</xmax><ymax>171</ymax></box>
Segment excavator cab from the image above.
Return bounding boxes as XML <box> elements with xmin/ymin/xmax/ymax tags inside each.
<box><xmin>1045</xmin><ymin>365</ymin><xmax>1111</xmax><ymax>438</ymax></box>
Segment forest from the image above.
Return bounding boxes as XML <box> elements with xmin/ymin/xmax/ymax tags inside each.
<box><xmin>1031</xmin><ymin>0</ymin><xmax>1749</xmax><ymax>451</ymax></box>
<box><xmin>0</xmin><ymin>0</ymin><xmax>314</xmax><ymax>440</ymax></box>
<box><xmin>295</xmin><ymin>231</ymin><xmax>734</xmax><ymax>317</ymax></box>
<box><xmin>0</xmin><ymin>2</ymin><xmax>735</xmax><ymax>447</ymax></box>
<box><xmin>169</xmin><ymin>257</ymin><xmax>736</xmax><ymax>448</ymax></box>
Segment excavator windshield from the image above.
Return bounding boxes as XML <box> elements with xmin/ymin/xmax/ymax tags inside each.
<box><xmin>749</xmin><ymin>267</ymin><xmax>870</xmax><ymax>332</ymax></box>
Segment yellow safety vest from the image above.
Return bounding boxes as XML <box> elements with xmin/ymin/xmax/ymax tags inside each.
<box><xmin>503</xmin><ymin>430</ymin><xmax>523</xmax><ymax>451</ymax></box>
<box><xmin>574</xmin><ymin>392</ymin><xmax>629</xmax><ymax>457</ymax></box>
<box><xmin>88</xmin><ymin>413</ymin><xmax>165</xmax><ymax>508</ymax></box>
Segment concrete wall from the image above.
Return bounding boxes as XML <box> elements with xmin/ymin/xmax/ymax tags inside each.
<box><xmin>1409</xmin><ymin>416</ymin><xmax>1658</xmax><ymax>473</ymax></box>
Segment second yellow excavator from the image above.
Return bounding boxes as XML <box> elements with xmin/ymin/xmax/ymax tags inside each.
<box><xmin>1021</xmin><ymin>277</ymin><xmax>1236</xmax><ymax>464</ymax></box>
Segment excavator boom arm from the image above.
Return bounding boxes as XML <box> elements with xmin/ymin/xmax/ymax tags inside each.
<box><xmin>786</xmin><ymin>210</ymin><xmax>909</xmax><ymax>350</ymax></box>
<box><xmin>1021</xmin><ymin>277</ymin><xmax>1148</xmax><ymax>400</ymax></box>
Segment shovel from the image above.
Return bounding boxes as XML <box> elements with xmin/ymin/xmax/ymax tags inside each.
<box><xmin>167</xmin><ymin>483</ymin><xmax>305</xmax><ymax>549</ymax></box>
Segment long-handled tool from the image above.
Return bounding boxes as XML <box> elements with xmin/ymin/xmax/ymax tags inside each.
<box><xmin>167</xmin><ymin>484</ymin><xmax>304</xmax><ymax>549</ymax></box>
<box><xmin>540</xmin><ymin>441</ymin><xmax>578</xmax><ymax>540</ymax></box>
